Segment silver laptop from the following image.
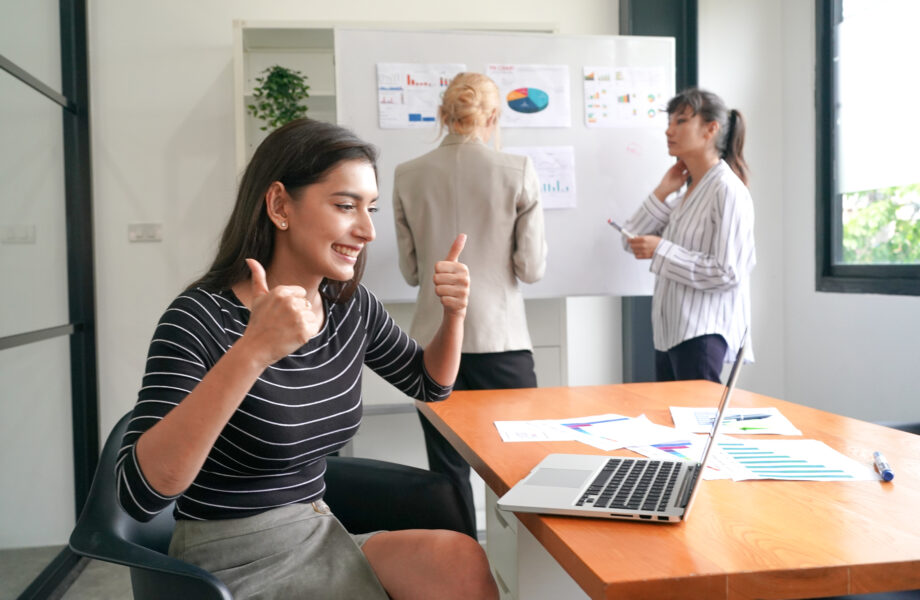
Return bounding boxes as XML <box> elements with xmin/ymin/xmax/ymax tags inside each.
<box><xmin>498</xmin><ymin>340</ymin><xmax>747</xmax><ymax>523</ymax></box>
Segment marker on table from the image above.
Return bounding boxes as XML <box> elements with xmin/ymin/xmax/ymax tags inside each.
<box><xmin>873</xmin><ymin>451</ymin><xmax>894</xmax><ymax>482</ymax></box>
<box><xmin>607</xmin><ymin>218</ymin><xmax>635</xmax><ymax>239</ymax></box>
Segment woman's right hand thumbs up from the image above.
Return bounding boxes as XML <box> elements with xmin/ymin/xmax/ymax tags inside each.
<box><xmin>242</xmin><ymin>258</ymin><xmax>323</xmax><ymax>366</ymax></box>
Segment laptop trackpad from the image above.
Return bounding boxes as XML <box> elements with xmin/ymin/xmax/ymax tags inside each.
<box><xmin>526</xmin><ymin>468</ymin><xmax>591</xmax><ymax>488</ymax></box>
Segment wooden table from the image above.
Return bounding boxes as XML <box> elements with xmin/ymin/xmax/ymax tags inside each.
<box><xmin>417</xmin><ymin>382</ymin><xmax>920</xmax><ymax>599</ymax></box>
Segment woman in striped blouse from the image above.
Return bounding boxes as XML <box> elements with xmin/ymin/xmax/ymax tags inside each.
<box><xmin>623</xmin><ymin>88</ymin><xmax>755</xmax><ymax>383</ymax></box>
<box><xmin>116</xmin><ymin>119</ymin><xmax>498</xmax><ymax>599</ymax></box>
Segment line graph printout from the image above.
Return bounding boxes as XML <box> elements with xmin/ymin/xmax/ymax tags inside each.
<box><xmin>502</xmin><ymin>145</ymin><xmax>576</xmax><ymax>209</ymax></box>
<box><xmin>628</xmin><ymin>434</ymin><xmax>734</xmax><ymax>480</ymax></box>
<box><xmin>493</xmin><ymin>413</ymin><xmax>627</xmax><ymax>450</ymax></box>
<box><xmin>376</xmin><ymin>63</ymin><xmax>465</xmax><ymax>128</ymax></box>
<box><xmin>670</xmin><ymin>406</ymin><xmax>802</xmax><ymax>435</ymax></box>
<box><xmin>716</xmin><ymin>439</ymin><xmax>879</xmax><ymax>481</ymax></box>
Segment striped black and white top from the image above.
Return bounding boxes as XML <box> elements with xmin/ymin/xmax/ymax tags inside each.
<box><xmin>116</xmin><ymin>284</ymin><xmax>451</xmax><ymax>522</ymax></box>
<box><xmin>624</xmin><ymin>160</ymin><xmax>755</xmax><ymax>361</ymax></box>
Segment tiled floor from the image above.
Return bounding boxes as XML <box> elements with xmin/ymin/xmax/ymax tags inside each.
<box><xmin>0</xmin><ymin>546</ymin><xmax>62</xmax><ymax>599</ymax></box>
<box><xmin>2</xmin><ymin>532</ymin><xmax>488</xmax><ymax>599</ymax></box>
<box><xmin>59</xmin><ymin>560</ymin><xmax>131</xmax><ymax>600</ymax></box>
<box><xmin>7</xmin><ymin>551</ymin><xmax>920</xmax><ymax>600</ymax></box>
<box><xmin>0</xmin><ymin>548</ymin><xmax>130</xmax><ymax>600</ymax></box>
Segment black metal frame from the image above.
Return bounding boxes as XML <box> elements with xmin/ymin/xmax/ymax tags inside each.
<box><xmin>4</xmin><ymin>1</ymin><xmax>98</xmax><ymax>598</ymax></box>
<box><xmin>618</xmin><ymin>0</ymin><xmax>698</xmax><ymax>383</ymax></box>
<box><xmin>619</xmin><ymin>0</ymin><xmax>697</xmax><ymax>91</ymax></box>
<box><xmin>815</xmin><ymin>0</ymin><xmax>920</xmax><ymax>296</ymax></box>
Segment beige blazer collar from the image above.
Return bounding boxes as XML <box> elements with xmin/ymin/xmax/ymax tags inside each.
<box><xmin>439</xmin><ymin>132</ymin><xmax>485</xmax><ymax>147</ymax></box>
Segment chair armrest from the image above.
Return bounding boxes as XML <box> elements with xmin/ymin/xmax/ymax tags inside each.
<box><xmin>69</xmin><ymin>523</ymin><xmax>231</xmax><ymax>600</ymax></box>
<box><xmin>324</xmin><ymin>456</ymin><xmax>470</xmax><ymax>535</ymax></box>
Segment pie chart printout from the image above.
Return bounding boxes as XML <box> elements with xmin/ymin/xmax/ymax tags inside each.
<box><xmin>507</xmin><ymin>87</ymin><xmax>549</xmax><ymax>114</ymax></box>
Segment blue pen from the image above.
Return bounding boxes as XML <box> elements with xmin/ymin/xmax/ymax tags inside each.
<box><xmin>708</xmin><ymin>413</ymin><xmax>771</xmax><ymax>423</ymax></box>
<box><xmin>873</xmin><ymin>451</ymin><xmax>894</xmax><ymax>481</ymax></box>
<box><xmin>727</xmin><ymin>413</ymin><xmax>771</xmax><ymax>422</ymax></box>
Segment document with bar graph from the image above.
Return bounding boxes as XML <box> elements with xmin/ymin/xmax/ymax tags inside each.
<box><xmin>715</xmin><ymin>439</ymin><xmax>879</xmax><ymax>481</ymax></box>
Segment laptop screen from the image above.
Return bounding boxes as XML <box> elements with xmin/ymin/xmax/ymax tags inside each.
<box><xmin>695</xmin><ymin>339</ymin><xmax>748</xmax><ymax>469</ymax></box>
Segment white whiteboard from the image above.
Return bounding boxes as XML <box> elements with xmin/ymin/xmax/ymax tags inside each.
<box><xmin>334</xmin><ymin>28</ymin><xmax>674</xmax><ymax>301</ymax></box>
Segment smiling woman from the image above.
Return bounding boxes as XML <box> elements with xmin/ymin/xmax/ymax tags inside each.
<box><xmin>115</xmin><ymin>118</ymin><xmax>497</xmax><ymax>600</ymax></box>
<box><xmin>259</xmin><ymin>159</ymin><xmax>379</xmax><ymax>294</ymax></box>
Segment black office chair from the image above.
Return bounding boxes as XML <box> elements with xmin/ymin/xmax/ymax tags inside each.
<box><xmin>69</xmin><ymin>411</ymin><xmax>470</xmax><ymax>599</ymax></box>
<box><xmin>876</xmin><ymin>421</ymin><xmax>920</xmax><ymax>436</ymax></box>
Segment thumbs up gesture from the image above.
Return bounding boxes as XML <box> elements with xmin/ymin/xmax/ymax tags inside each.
<box><xmin>243</xmin><ymin>258</ymin><xmax>323</xmax><ymax>365</ymax></box>
<box><xmin>433</xmin><ymin>234</ymin><xmax>470</xmax><ymax>318</ymax></box>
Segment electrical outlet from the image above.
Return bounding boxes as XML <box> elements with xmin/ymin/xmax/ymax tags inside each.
<box><xmin>1</xmin><ymin>225</ymin><xmax>37</xmax><ymax>244</ymax></box>
<box><xmin>128</xmin><ymin>223</ymin><xmax>163</xmax><ymax>242</ymax></box>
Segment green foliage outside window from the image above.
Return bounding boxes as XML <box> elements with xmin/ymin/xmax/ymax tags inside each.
<box><xmin>247</xmin><ymin>65</ymin><xmax>310</xmax><ymax>131</ymax></box>
<box><xmin>841</xmin><ymin>182</ymin><xmax>920</xmax><ymax>264</ymax></box>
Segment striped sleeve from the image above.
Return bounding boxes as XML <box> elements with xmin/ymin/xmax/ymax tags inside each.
<box><xmin>622</xmin><ymin>193</ymin><xmax>675</xmax><ymax>252</ymax></box>
<box><xmin>650</xmin><ymin>181</ymin><xmax>755</xmax><ymax>291</ymax></box>
<box><xmin>115</xmin><ymin>290</ymin><xmax>222</xmax><ymax>521</ymax></box>
<box><xmin>359</xmin><ymin>286</ymin><xmax>452</xmax><ymax>402</ymax></box>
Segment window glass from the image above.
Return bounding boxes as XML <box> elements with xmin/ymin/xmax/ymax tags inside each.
<box><xmin>0</xmin><ymin>336</ymin><xmax>74</xmax><ymax>591</ymax></box>
<box><xmin>836</xmin><ymin>0</ymin><xmax>920</xmax><ymax>265</ymax></box>
<box><xmin>0</xmin><ymin>70</ymin><xmax>70</xmax><ymax>338</ymax></box>
<box><xmin>0</xmin><ymin>0</ymin><xmax>62</xmax><ymax>93</ymax></box>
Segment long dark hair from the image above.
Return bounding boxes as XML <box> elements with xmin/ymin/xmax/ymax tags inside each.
<box><xmin>667</xmin><ymin>88</ymin><xmax>749</xmax><ymax>186</ymax></box>
<box><xmin>190</xmin><ymin>118</ymin><xmax>378</xmax><ymax>302</ymax></box>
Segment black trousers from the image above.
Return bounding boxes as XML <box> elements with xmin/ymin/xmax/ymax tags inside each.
<box><xmin>654</xmin><ymin>334</ymin><xmax>728</xmax><ymax>383</ymax></box>
<box><xmin>417</xmin><ymin>350</ymin><xmax>537</xmax><ymax>538</ymax></box>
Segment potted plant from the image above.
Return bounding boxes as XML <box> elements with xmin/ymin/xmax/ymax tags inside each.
<box><xmin>247</xmin><ymin>65</ymin><xmax>310</xmax><ymax>131</ymax></box>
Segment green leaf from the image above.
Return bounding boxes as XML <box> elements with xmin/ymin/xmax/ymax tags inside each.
<box><xmin>246</xmin><ymin>65</ymin><xmax>310</xmax><ymax>131</ymax></box>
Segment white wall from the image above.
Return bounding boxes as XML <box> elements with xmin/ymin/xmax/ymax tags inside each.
<box><xmin>701</xmin><ymin>0</ymin><xmax>918</xmax><ymax>422</ymax></box>
<box><xmin>698</xmin><ymin>0</ymin><xmax>786</xmax><ymax>398</ymax></box>
<box><xmin>775</xmin><ymin>0</ymin><xmax>918</xmax><ymax>422</ymax></box>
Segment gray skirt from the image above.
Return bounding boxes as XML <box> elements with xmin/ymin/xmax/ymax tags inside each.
<box><xmin>168</xmin><ymin>501</ymin><xmax>388</xmax><ymax>600</ymax></box>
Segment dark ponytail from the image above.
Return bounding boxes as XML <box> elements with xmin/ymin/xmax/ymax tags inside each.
<box><xmin>724</xmin><ymin>109</ymin><xmax>749</xmax><ymax>186</ymax></box>
<box><xmin>666</xmin><ymin>88</ymin><xmax>750</xmax><ymax>186</ymax></box>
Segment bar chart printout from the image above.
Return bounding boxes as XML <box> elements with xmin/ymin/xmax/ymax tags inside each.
<box><xmin>376</xmin><ymin>62</ymin><xmax>465</xmax><ymax>128</ymax></box>
<box><xmin>716</xmin><ymin>439</ymin><xmax>879</xmax><ymax>481</ymax></box>
<box><xmin>501</xmin><ymin>145</ymin><xmax>576</xmax><ymax>210</ymax></box>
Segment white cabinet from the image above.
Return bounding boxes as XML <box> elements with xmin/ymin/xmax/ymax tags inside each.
<box><xmin>233</xmin><ymin>23</ymin><xmax>337</xmax><ymax>170</ymax></box>
<box><xmin>485</xmin><ymin>487</ymin><xmax>590</xmax><ymax>600</ymax></box>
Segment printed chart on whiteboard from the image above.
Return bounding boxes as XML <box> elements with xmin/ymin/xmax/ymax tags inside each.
<box><xmin>583</xmin><ymin>65</ymin><xmax>669</xmax><ymax>128</ymax></box>
<box><xmin>376</xmin><ymin>63</ymin><xmax>466</xmax><ymax>128</ymax></box>
<box><xmin>503</xmin><ymin>145</ymin><xmax>577</xmax><ymax>210</ymax></box>
<box><xmin>487</xmin><ymin>64</ymin><xmax>571</xmax><ymax>128</ymax></box>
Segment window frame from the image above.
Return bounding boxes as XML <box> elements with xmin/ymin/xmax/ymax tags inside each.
<box><xmin>1</xmin><ymin>0</ymin><xmax>99</xmax><ymax>597</ymax></box>
<box><xmin>815</xmin><ymin>0</ymin><xmax>920</xmax><ymax>295</ymax></box>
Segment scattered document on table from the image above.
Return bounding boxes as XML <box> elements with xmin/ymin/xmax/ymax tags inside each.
<box><xmin>577</xmin><ymin>414</ymin><xmax>690</xmax><ymax>447</ymax></box>
<box><xmin>626</xmin><ymin>433</ymin><xmax>733</xmax><ymax>480</ymax></box>
<box><xmin>715</xmin><ymin>439</ymin><xmax>879</xmax><ymax>481</ymax></box>
<box><xmin>555</xmin><ymin>414</ymin><xmax>631</xmax><ymax>451</ymax></box>
<box><xmin>493</xmin><ymin>413</ymin><xmax>628</xmax><ymax>450</ymax></box>
<box><xmin>670</xmin><ymin>406</ymin><xmax>802</xmax><ymax>435</ymax></box>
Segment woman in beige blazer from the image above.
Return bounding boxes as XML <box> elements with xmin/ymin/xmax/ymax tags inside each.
<box><xmin>392</xmin><ymin>72</ymin><xmax>547</xmax><ymax>536</ymax></box>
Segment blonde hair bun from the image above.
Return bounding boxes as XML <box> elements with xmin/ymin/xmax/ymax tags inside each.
<box><xmin>438</xmin><ymin>72</ymin><xmax>500</xmax><ymax>138</ymax></box>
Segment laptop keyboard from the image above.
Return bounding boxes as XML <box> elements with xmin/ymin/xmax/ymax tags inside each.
<box><xmin>576</xmin><ymin>458</ymin><xmax>682</xmax><ymax>512</ymax></box>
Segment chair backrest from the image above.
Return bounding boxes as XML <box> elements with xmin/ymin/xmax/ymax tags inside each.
<box><xmin>69</xmin><ymin>412</ymin><xmax>231</xmax><ymax>599</ymax></box>
<box><xmin>324</xmin><ymin>455</ymin><xmax>473</xmax><ymax>536</ymax></box>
